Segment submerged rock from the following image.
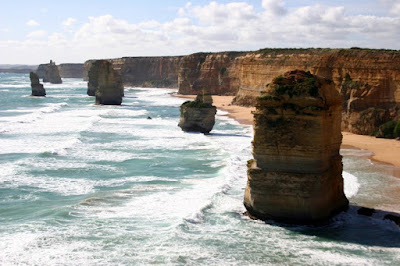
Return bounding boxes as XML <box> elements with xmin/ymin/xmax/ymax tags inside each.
<box><xmin>43</xmin><ymin>60</ymin><xmax>62</xmax><ymax>84</ymax></box>
<box><xmin>87</xmin><ymin>60</ymin><xmax>124</xmax><ymax>105</ymax></box>
<box><xmin>178</xmin><ymin>91</ymin><xmax>216</xmax><ymax>133</ymax></box>
<box><xmin>29</xmin><ymin>72</ymin><xmax>46</xmax><ymax>96</ymax></box>
<box><xmin>244</xmin><ymin>70</ymin><xmax>349</xmax><ymax>224</ymax></box>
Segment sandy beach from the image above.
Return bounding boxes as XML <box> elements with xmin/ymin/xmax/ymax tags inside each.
<box><xmin>177</xmin><ymin>94</ymin><xmax>400</xmax><ymax>169</ymax></box>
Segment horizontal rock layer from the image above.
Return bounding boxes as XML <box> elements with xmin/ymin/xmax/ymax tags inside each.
<box><xmin>244</xmin><ymin>70</ymin><xmax>348</xmax><ymax>223</ymax></box>
<box><xmin>177</xmin><ymin>49</ymin><xmax>400</xmax><ymax>135</ymax></box>
<box><xmin>84</xmin><ymin>56</ymin><xmax>183</xmax><ymax>88</ymax></box>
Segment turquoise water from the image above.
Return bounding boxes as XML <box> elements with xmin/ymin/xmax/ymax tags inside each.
<box><xmin>0</xmin><ymin>73</ymin><xmax>399</xmax><ymax>265</ymax></box>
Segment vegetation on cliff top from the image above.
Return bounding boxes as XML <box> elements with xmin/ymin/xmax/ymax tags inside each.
<box><xmin>270</xmin><ymin>71</ymin><xmax>319</xmax><ymax>98</ymax></box>
<box><xmin>181</xmin><ymin>100</ymin><xmax>212</xmax><ymax>108</ymax></box>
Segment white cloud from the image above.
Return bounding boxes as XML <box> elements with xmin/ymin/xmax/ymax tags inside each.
<box><xmin>2</xmin><ymin>1</ymin><xmax>400</xmax><ymax>64</ymax></box>
<box><xmin>26</xmin><ymin>20</ymin><xmax>40</xmax><ymax>27</ymax></box>
<box><xmin>62</xmin><ymin>17</ymin><xmax>77</xmax><ymax>27</ymax></box>
<box><xmin>262</xmin><ymin>0</ymin><xmax>287</xmax><ymax>16</ymax></box>
<box><xmin>26</xmin><ymin>30</ymin><xmax>47</xmax><ymax>38</ymax></box>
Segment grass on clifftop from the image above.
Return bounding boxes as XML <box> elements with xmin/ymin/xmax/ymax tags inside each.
<box><xmin>181</xmin><ymin>100</ymin><xmax>212</xmax><ymax>108</ymax></box>
<box><xmin>271</xmin><ymin>72</ymin><xmax>319</xmax><ymax>98</ymax></box>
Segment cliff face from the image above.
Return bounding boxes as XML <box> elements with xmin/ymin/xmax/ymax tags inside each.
<box><xmin>36</xmin><ymin>63</ymin><xmax>83</xmax><ymax>79</ymax></box>
<box><xmin>178</xmin><ymin>49</ymin><xmax>400</xmax><ymax>135</ymax></box>
<box><xmin>84</xmin><ymin>56</ymin><xmax>183</xmax><ymax>87</ymax></box>
<box><xmin>244</xmin><ymin>70</ymin><xmax>348</xmax><ymax>223</ymax></box>
<box><xmin>58</xmin><ymin>64</ymin><xmax>84</xmax><ymax>78</ymax></box>
<box><xmin>178</xmin><ymin>52</ymin><xmax>243</xmax><ymax>95</ymax></box>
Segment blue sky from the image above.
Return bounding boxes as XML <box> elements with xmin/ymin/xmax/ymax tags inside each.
<box><xmin>0</xmin><ymin>0</ymin><xmax>399</xmax><ymax>64</ymax></box>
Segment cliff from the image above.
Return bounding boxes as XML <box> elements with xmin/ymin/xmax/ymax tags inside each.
<box><xmin>36</xmin><ymin>63</ymin><xmax>83</xmax><ymax>79</ymax></box>
<box><xmin>83</xmin><ymin>56</ymin><xmax>183</xmax><ymax>87</ymax></box>
<box><xmin>177</xmin><ymin>49</ymin><xmax>400</xmax><ymax>135</ymax></box>
<box><xmin>244</xmin><ymin>70</ymin><xmax>348</xmax><ymax>223</ymax></box>
<box><xmin>58</xmin><ymin>64</ymin><xmax>84</xmax><ymax>78</ymax></box>
<box><xmin>178</xmin><ymin>52</ymin><xmax>243</xmax><ymax>95</ymax></box>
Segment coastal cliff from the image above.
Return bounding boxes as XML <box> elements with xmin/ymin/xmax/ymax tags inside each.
<box><xmin>36</xmin><ymin>63</ymin><xmax>83</xmax><ymax>79</ymax></box>
<box><xmin>244</xmin><ymin>70</ymin><xmax>348</xmax><ymax>223</ymax></box>
<box><xmin>177</xmin><ymin>49</ymin><xmax>400</xmax><ymax>135</ymax></box>
<box><xmin>84</xmin><ymin>56</ymin><xmax>183</xmax><ymax>87</ymax></box>
<box><xmin>58</xmin><ymin>64</ymin><xmax>84</xmax><ymax>78</ymax></box>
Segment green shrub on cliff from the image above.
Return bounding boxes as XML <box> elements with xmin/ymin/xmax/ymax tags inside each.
<box><xmin>272</xmin><ymin>72</ymin><xmax>319</xmax><ymax>97</ymax></box>
<box><xmin>376</xmin><ymin>121</ymin><xmax>400</xmax><ymax>139</ymax></box>
<box><xmin>181</xmin><ymin>100</ymin><xmax>212</xmax><ymax>108</ymax></box>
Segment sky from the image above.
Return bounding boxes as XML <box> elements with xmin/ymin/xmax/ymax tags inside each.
<box><xmin>0</xmin><ymin>0</ymin><xmax>399</xmax><ymax>64</ymax></box>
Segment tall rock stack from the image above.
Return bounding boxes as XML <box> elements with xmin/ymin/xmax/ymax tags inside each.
<box><xmin>87</xmin><ymin>60</ymin><xmax>124</xmax><ymax>105</ymax></box>
<box><xmin>244</xmin><ymin>70</ymin><xmax>348</xmax><ymax>223</ymax></box>
<box><xmin>178</xmin><ymin>90</ymin><xmax>217</xmax><ymax>134</ymax></box>
<box><xmin>29</xmin><ymin>72</ymin><xmax>46</xmax><ymax>96</ymax></box>
<box><xmin>43</xmin><ymin>60</ymin><xmax>62</xmax><ymax>84</ymax></box>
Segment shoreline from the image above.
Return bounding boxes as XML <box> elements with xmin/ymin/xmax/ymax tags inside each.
<box><xmin>176</xmin><ymin>94</ymin><xmax>400</xmax><ymax>171</ymax></box>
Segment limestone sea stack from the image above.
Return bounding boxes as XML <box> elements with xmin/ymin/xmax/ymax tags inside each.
<box><xmin>178</xmin><ymin>91</ymin><xmax>217</xmax><ymax>133</ymax></box>
<box><xmin>88</xmin><ymin>60</ymin><xmax>124</xmax><ymax>105</ymax></box>
<box><xmin>43</xmin><ymin>60</ymin><xmax>62</xmax><ymax>84</ymax></box>
<box><xmin>244</xmin><ymin>70</ymin><xmax>349</xmax><ymax>224</ymax></box>
<box><xmin>29</xmin><ymin>72</ymin><xmax>46</xmax><ymax>96</ymax></box>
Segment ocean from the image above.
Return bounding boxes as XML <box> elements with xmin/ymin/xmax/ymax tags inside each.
<box><xmin>0</xmin><ymin>73</ymin><xmax>399</xmax><ymax>265</ymax></box>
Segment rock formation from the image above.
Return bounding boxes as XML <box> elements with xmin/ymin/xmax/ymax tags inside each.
<box><xmin>178</xmin><ymin>91</ymin><xmax>217</xmax><ymax>133</ymax></box>
<box><xmin>29</xmin><ymin>72</ymin><xmax>46</xmax><ymax>96</ymax></box>
<box><xmin>84</xmin><ymin>56</ymin><xmax>182</xmax><ymax>87</ymax></box>
<box><xmin>37</xmin><ymin>63</ymin><xmax>83</xmax><ymax>79</ymax></box>
<box><xmin>87</xmin><ymin>60</ymin><xmax>124</xmax><ymax>105</ymax></box>
<box><xmin>43</xmin><ymin>60</ymin><xmax>62</xmax><ymax>84</ymax></box>
<box><xmin>177</xmin><ymin>48</ymin><xmax>400</xmax><ymax>136</ymax></box>
<box><xmin>244</xmin><ymin>70</ymin><xmax>349</xmax><ymax>224</ymax></box>
<box><xmin>58</xmin><ymin>64</ymin><xmax>84</xmax><ymax>78</ymax></box>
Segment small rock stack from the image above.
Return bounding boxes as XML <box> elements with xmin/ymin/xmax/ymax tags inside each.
<box><xmin>87</xmin><ymin>60</ymin><xmax>124</xmax><ymax>105</ymax></box>
<box><xmin>29</xmin><ymin>72</ymin><xmax>46</xmax><ymax>96</ymax></box>
<box><xmin>244</xmin><ymin>70</ymin><xmax>349</xmax><ymax>224</ymax></box>
<box><xmin>178</xmin><ymin>90</ymin><xmax>217</xmax><ymax>134</ymax></box>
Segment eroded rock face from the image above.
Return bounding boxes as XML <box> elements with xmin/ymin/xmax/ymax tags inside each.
<box><xmin>58</xmin><ymin>64</ymin><xmax>84</xmax><ymax>78</ymax></box>
<box><xmin>177</xmin><ymin>49</ymin><xmax>400</xmax><ymax>135</ymax></box>
<box><xmin>178</xmin><ymin>92</ymin><xmax>216</xmax><ymax>133</ymax></box>
<box><xmin>30</xmin><ymin>72</ymin><xmax>46</xmax><ymax>96</ymax></box>
<box><xmin>244</xmin><ymin>70</ymin><xmax>349</xmax><ymax>224</ymax></box>
<box><xmin>84</xmin><ymin>57</ymin><xmax>182</xmax><ymax>88</ymax></box>
<box><xmin>43</xmin><ymin>60</ymin><xmax>62</xmax><ymax>84</ymax></box>
<box><xmin>87</xmin><ymin>60</ymin><xmax>124</xmax><ymax>105</ymax></box>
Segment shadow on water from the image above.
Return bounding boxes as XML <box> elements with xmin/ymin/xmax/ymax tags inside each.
<box><xmin>266</xmin><ymin>205</ymin><xmax>400</xmax><ymax>248</ymax></box>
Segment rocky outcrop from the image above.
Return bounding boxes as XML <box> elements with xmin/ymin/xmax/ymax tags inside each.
<box><xmin>87</xmin><ymin>60</ymin><xmax>124</xmax><ymax>105</ymax></box>
<box><xmin>84</xmin><ymin>56</ymin><xmax>183</xmax><ymax>87</ymax></box>
<box><xmin>29</xmin><ymin>72</ymin><xmax>46</xmax><ymax>96</ymax></box>
<box><xmin>58</xmin><ymin>64</ymin><xmax>84</xmax><ymax>78</ymax></box>
<box><xmin>177</xmin><ymin>48</ymin><xmax>400</xmax><ymax>135</ymax></box>
<box><xmin>37</xmin><ymin>63</ymin><xmax>83</xmax><ymax>79</ymax></box>
<box><xmin>178</xmin><ymin>92</ymin><xmax>217</xmax><ymax>133</ymax></box>
<box><xmin>244</xmin><ymin>70</ymin><xmax>349</xmax><ymax>223</ymax></box>
<box><xmin>178</xmin><ymin>52</ymin><xmax>243</xmax><ymax>95</ymax></box>
<box><xmin>43</xmin><ymin>60</ymin><xmax>62</xmax><ymax>84</ymax></box>
<box><xmin>36</xmin><ymin>64</ymin><xmax>48</xmax><ymax>79</ymax></box>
